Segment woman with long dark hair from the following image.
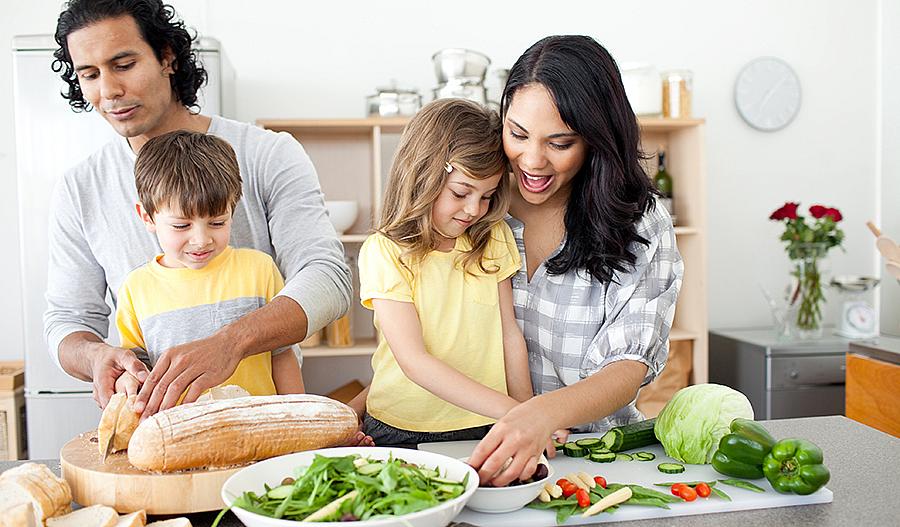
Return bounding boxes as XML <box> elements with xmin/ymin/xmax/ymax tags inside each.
<box><xmin>469</xmin><ymin>35</ymin><xmax>684</xmax><ymax>485</ymax></box>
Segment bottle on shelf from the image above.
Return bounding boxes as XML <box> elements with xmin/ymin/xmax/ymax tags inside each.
<box><xmin>654</xmin><ymin>150</ymin><xmax>674</xmax><ymax>222</ymax></box>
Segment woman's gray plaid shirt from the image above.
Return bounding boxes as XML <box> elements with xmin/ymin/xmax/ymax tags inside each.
<box><xmin>506</xmin><ymin>202</ymin><xmax>684</xmax><ymax>433</ymax></box>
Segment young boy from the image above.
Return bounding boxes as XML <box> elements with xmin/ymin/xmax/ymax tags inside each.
<box><xmin>114</xmin><ymin>130</ymin><xmax>303</xmax><ymax>399</ymax></box>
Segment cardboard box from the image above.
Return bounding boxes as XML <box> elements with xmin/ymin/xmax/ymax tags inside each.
<box><xmin>0</xmin><ymin>361</ymin><xmax>24</xmax><ymax>391</ymax></box>
<box><xmin>0</xmin><ymin>387</ymin><xmax>27</xmax><ymax>460</ymax></box>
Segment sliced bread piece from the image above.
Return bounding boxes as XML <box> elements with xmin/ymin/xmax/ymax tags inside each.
<box><xmin>0</xmin><ymin>502</ymin><xmax>35</xmax><ymax>527</ymax></box>
<box><xmin>115</xmin><ymin>510</ymin><xmax>147</xmax><ymax>527</ymax></box>
<box><xmin>0</xmin><ymin>463</ymin><xmax>72</xmax><ymax>525</ymax></box>
<box><xmin>145</xmin><ymin>519</ymin><xmax>192</xmax><ymax>527</ymax></box>
<box><xmin>98</xmin><ymin>393</ymin><xmax>127</xmax><ymax>456</ymax></box>
<box><xmin>112</xmin><ymin>395</ymin><xmax>141</xmax><ymax>453</ymax></box>
<box><xmin>46</xmin><ymin>504</ymin><xmax>118</xmax><ymax>527</ymax></box>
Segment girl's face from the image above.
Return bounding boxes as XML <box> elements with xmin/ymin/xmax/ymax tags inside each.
<box><xmin>431</xmin><ymin>168</ymin><xmax>503</xmax><ymax>250</ymax></box>
<box><xmin>503</xmin><ymin>83</ymin><xmax>588</xmax><ymax>207</ymax></box>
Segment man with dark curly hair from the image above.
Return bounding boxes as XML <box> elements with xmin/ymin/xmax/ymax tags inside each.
<box><xmin>45</xmin><ymin>0</ymin><xmax>353</xmax><ymax>417</ymax></box>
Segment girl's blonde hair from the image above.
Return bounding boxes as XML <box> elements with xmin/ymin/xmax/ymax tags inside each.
<box><xmin>378</xmin><ymin>98</ymin><xmax>509</xmax><ymax>274</ymax></box>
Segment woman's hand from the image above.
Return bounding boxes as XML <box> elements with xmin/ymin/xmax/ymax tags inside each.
<box><xmin>468</xmin><ymin>398</ymin><xmax>557</xmax><ymax>486</ymax></box>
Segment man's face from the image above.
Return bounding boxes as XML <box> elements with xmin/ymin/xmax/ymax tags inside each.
<box><xmin>66</xmin><ymin>15</ymin><xmax>177</xmax><ymax>140</ymax></box>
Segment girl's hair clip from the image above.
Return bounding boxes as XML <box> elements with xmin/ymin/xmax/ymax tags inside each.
<box><xmin>444</xmin><ymin>161</ymin><xmax>453</xmax><ymax>173</ymax></box>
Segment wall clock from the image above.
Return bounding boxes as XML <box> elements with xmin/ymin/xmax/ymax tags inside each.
<box><xmin>734</xmin><ymin>57</ymin><xmax>801</xmax><ymax>132</ymax></box>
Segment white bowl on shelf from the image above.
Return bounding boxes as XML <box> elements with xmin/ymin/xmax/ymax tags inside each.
<box><xmin>221</xmin><ymin>446</ymin><xmax>478</xmax><ymax>527</ymax></box>
<box><xmin>325</xmin><ymin>200</ymin><xmax>358</xmax><ymax>235</ymax></box>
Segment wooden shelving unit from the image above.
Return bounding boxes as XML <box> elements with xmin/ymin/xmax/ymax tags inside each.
<box><xmin>259</xmin><ymin>116</ymin><xmax>708</xmax><ymax>399</ymax></box>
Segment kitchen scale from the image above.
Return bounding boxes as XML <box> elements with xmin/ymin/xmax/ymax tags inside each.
<box><xmin>831</xmin><ymin>276</ymin><xmax>880</xmax><ymax>338</ymax></box>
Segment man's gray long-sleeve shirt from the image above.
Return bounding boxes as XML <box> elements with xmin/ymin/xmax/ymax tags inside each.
<box><xmin>44</xmin><ymin>115</ymin><xmax>352</xmax><ymax>367</ymax></box>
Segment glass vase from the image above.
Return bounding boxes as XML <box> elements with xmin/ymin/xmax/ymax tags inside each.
<box><xmin>787</xmin><ymin>243</ymin><xmax>829</xmax><ymax>339</ymax></box>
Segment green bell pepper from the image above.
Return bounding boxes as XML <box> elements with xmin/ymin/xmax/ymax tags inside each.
<box><xmin>763</xmin><ymin>438</ymin><xmax>830</xmax><ymax>495</ymax></box>
<box><xmin>711</xmin><ymin>418</ymin><xmax>776</xmax><ymax>479</ymax></box>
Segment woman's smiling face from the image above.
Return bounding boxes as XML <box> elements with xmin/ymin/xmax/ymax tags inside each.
<box><xmin>503</xmin><ymin>83</ymin><xmax>588</xmax><ymax>206</ymax></box>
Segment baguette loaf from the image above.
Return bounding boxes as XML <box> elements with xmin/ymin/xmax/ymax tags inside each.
<box><xmin>196</xmin><ymin>384</ymin><xmax>250</xmax><ymax>402</ymax></box>
<box><xmin>128</xmin><ymin>394</ymin><xmax>358</xmax><ymax>472</ymax></box>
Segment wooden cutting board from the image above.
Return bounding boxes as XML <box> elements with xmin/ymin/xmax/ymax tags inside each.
<box><xmin>60</xmin><ymin>430</ymin><xmax>242</xmax><ymax>514</ymax></box>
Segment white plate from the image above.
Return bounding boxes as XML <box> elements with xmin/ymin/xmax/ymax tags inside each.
<box><xmin>220</xmin><ymin>446</ymin><xmax>478</xmax><ymax>527</ymax></box>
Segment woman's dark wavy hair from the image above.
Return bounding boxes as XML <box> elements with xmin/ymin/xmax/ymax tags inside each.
<box><xmin>501</xmin><ymin>35</ymin><xmax>656</xmax><ymax>283</ymax></box>
<box><xmin>52</xmin><ymin>0</ymin><xmax>207</xmax><ymax>112</ymax></box>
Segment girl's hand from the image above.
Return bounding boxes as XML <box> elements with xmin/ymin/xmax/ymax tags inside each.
<box><xmin>469</xmin><ymin>399</ymin><xmax>556</xmax><ymax>486</ymax></box>
<box><xmin>546</xmin><ymin>428</ymin><xmax>570</xmax><ymax>458</ymax></box>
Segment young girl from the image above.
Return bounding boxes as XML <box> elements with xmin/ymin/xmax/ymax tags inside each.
<box><xmin>357</xmin><ymin>98</ymin><xmax>533</xmax><ymax>445</ymax></box>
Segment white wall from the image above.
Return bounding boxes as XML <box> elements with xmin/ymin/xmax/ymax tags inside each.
<box><xmin>0</xmin><ymin>0</ymin><xmax>888</xmax><ymax>360</ymax></box>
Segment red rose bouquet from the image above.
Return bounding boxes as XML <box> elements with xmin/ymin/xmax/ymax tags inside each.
<box><xmin>769</xmin><ymin>202</ymin><xmax>845</xmax><ymax>334</ymax></box>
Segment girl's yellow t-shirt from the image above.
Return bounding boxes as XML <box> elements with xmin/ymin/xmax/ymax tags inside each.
<box><xmin>358</xmin><ymin>222</ymin><xmax>522</xmax><ymax>432</ymax></box>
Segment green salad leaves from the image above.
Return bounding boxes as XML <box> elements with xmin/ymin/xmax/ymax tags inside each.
<box><xmin>213</xmin><ymin>454</ymin><xmax>468</xmax><ymax>524</ymax></box>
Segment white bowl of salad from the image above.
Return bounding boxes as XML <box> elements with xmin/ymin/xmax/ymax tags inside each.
<box><xmin>218</xmin><ymin>446</ymin><xmax>478</xmax><ymax>527</ymax></box>
<box><xmin>462</xmin><ymin>454</ymin><xmax>553</xmax><ymax>514</ymax></box>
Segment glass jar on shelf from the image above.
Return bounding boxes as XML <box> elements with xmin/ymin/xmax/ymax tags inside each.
<box><xmin>661</xmin><ymin>69</ymin><xmax>693</xmax><ymax>118</ymax></box>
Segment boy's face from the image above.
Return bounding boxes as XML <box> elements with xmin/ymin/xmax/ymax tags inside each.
<box><xmin>137</xmin><ymin>203</ymin><xmax>232</xmax><ymax>270</ymax></box>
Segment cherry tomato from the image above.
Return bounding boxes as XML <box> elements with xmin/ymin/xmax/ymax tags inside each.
<box><xmin>695</xmin><ymin>482</ymin><xmax>711</xmax><ymax>498</ymax></box>
<box><xmin>593</xmin><ymin>476</ymin><xmax>607</xmax><ymax>489</ymax></box>
<box><xmin>671</xmin><ymin>483</ymin><xmax>688</xmax><ymax>496</ymax></box>
<box><xmin>575</xmin><ymin>488</ymin><xmax>591</xmax><ymax>508</ymax></box>
<box><xmin>561</xmin><ymin>483</ymin><xmax>578</xmax><ymax>498</ymax></box>
<box><xmin>556</xmin><ymin>478</ymin><xmax>570</xmax><ymax>488</ymax></box>
<box><xmin>680</xmin><ymin>486</ymin><xmax>698</xmax><ymax>502</ymax></box>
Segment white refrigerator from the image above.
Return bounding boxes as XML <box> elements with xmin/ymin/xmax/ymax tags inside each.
<box><xmin>12</xmin><ymin>34</ymin><xmax>233</xmax><ymax>459</ymax></box>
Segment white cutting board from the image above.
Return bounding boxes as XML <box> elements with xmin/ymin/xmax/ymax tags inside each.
<box><xmin>419</xmin><ymin>434</ymin><xmax>833</xmax><ymax>525</ymax></box>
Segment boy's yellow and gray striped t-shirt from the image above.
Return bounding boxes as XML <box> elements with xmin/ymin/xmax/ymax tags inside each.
<box><xmin>115</xmin><ymin>246</ymin><xmax>283</xmax><ymax>396</ymax></box>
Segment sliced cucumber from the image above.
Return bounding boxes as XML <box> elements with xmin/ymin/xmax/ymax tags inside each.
<box><xmin>589</xmin><ymin>451</ymin><xmax>617</xmax><ymax>463</ymax></box>
<box><xmin>563</xmin><ymin>442</ymin><xmax>587</xmax><ymax>457</ymax></box>
<box><xmin>658</xmin><ymin>463</ymin><xmax>686</xmax><ymax>474</ymax></box>
<box><xmin>614</xmin><ymin>453</ymin><xmax>633</xmax><ymax>462</ymax></box>
<box><xmin>598</xmin><ymin>418</ymin><xmax>659</xmax><ymax>452</ymax></box>
<box><xmin>356</xmin><ymin>462</ymin><xmax>384</xmax><ymax>475</ymax></box>
<box><xmin>574</xmin><ymin>437</ymin><xmax>602</xmax><ymax>449</ymax></box>
<box><xmin>634</xmin><ymin>451</ymin><xmax>656</xmax><ymax>461</ymax></box>
<box><xmin>266</xmin><ymin>484</ymin><xmax>294</xmax><ymax>499</ymax></box>
<box><xmin>552</xmin><ymin>439</ymin><xmax>565</xmax><ymax>452</ymax></box>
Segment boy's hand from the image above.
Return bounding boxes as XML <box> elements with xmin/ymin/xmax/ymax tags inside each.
<box><xmin>114</xmin><ymin>371</ymin><xmax>142</xmax><ymax>396</ymax></box>
<box><xmin>342</xmin><ymin>430</ymin><xmax>375</xmax><ymax>447</ymax></box>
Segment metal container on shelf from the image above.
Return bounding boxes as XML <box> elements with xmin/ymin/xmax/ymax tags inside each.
<box><xmin>432</xmin><ymin>48</ymin><xmax>491</xmax><ymax>84</ymax></box>
<box><xmin>432</xmin><ymin>81</ymin><xmax>487</xmax><ymax>105</ymax></box>
<box><xmin>366</xmin><ymin>85</ymin><xmax>422</xmax><ymax>117</ymax></box>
